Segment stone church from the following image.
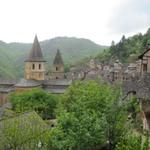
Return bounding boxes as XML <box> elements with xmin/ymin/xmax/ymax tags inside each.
<box><xmin>0</xmin><ymin>35</ymin><xmax>72</xmax><ymax>107</ymax></box>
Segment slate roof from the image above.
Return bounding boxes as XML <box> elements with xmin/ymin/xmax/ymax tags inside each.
<box><xmin>0</xmin><ymin>78</ymin><xmax>18</xmax><ymax>85</ymax></box>
<box><xmin>138</xmin><ymin>47</ymin><xmax>150</xmax><ymax>59</ymax></box>
<box><xmin>0</xmin><ymin>87</ymin><xmax>14</xmax><ymax>93</ymax></box>
<box><xmin>53</xmin><ymin>49</ymin><xmax>64</xmax><ymax>65</ymax></box>
<box><xmin>44</xmin><ymin>79</ymin><xmax>72</xmax><ymax>86</ymax></box>
<box><xmin>15</xmin><ymin>78</ymin><xmax>42</xmax><ymax>88</ymax></box>
<box><xmin>25</xmin><ymin>35</ymin><xmax>46</xmax><ymax>62</ymax></box>
<box><xmin>44</xmin><ymin>88</ymin><xmax>67</xmax><ymax>94</ymax></box>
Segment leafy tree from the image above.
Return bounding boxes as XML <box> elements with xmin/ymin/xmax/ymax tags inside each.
<box><xmin>116</xmin><ymin>134</ymin><xmax>142</xmax><ymax>150</ymax></box>
<box><xmin>10</xmin><ymin>88</ymin><xmax>59</xmax><ymax>119</ymax></box>
<box><xmin>48</xmin><ymin>80</ymin><xmax>128</xmax><ymax>150</ymax></box>
<box><xmin>0</xmin><ymin>111</ymin><xmax>50</xmax><ymax>150</ymax></box>
<box><xmin>106</xmin><ymin>101</ymin><xmax>128</xmax><ymax>150</ymax></box>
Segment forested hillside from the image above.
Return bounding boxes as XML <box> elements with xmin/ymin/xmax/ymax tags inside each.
<box><xmin>96</xmin><ymin>28</ymin><xmax>150</xmax><ymax>63</ymax></box>
<box><xmin>0</xmin><ymin>37</ymin><xmax>106</xmax><ymax>78</ymax></box>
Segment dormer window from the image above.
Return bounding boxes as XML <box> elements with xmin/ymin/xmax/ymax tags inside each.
<box><xmin>32</xmin><ymin>64</ymin><xmax>35</xmax><ymax>70</ymax></box>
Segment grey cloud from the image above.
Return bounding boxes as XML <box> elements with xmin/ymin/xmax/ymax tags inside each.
<box><xmin>108</xmin><ymin>0</ymin><xmax>150</xmax><ymax>33</ymax></box>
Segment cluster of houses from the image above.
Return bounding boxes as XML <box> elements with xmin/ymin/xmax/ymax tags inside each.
<box><xmin>67</xmin><ymin>46</ymin><xmax>150</xmax><ymax>131</ymax></box>
<box><xmin>1</xmin><ymin>35</ymin><xmax>150</xmax><ymax>131</ymax></box>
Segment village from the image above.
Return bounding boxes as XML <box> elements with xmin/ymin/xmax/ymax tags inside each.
<box><xmin>1</xmin><ymin>36</ymin><xmax>150</xmax><ymax>126</ymax></box>
<box><xmin>1</xmin><ymin>35</ymin><xmax>150</xmax><ymax>149</ymax></box>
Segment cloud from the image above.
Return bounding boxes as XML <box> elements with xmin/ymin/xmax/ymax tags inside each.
<box><xmin>108</xmin><ymin>0</ymin><xmax>150</xmax><ymax>34</ymax></box>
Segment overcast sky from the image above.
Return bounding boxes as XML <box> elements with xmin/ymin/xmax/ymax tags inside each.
<box><xmin>0</xmin><ymin>0</ymin><xmax>150</xmax><ymax>45</ymax></box>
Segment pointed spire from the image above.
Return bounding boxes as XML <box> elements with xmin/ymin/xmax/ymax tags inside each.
<box><xmin>53</xmin><ymin>49</ymin><xmax>64</xmax><ymax>65</ymax></box>
<box><xmin>25</xmin><ymin>35</ymin><xmax>46</xmax><ymax>62</ymax></box>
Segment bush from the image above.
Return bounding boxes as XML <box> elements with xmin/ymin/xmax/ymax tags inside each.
<box><xmin>10</xmin><ymin>88</ymin><xmax>59</xmax><ymax>119</ymax></box>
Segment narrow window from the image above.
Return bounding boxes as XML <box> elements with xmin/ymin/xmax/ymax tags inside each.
<box><xmin>143</xmin><ymin>64</ymin><xmax>147</xmax><ymax>72</ymax></box>
<box><xmin>32</xmin><ymin>64</ymin><xmax>35</xmax><ymax>70</ymax></box>
<box><xmin>39</xmin><ymin>64</ymin><xmax>41</xmax><ymax>70</ymax></box>
<box><xmin>56</xmin><ymin>66</ymin><xmax>58</xmax><ymax>71</ymax></box>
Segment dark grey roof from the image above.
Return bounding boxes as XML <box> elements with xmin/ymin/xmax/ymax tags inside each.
<box><xmin>15</xmin><ymin>79</ymin><xmax>42</xmax><ymax>88</ymax></box>
<box><xmin>138</xmin><ymin>47</ymin><xmax>150</xmax><ymax>59</ymax></box>
<box><xmin>25</xmin><ymin>35</ymin><xmax>46</xmax><ymax>62</ymax></box>
<box><xmin>53</xmin><ymin>49</ymin><xmax>64</xmax><ymax>65</ymax></box>
<box><xmin>0</xmin><ymin>78</ymin><xmax>18</xmax><ymax>85</ymax></box>
<box><xmin>0</xmin><ymin>87</ymin><xmax>14</xmax><ymax>93</ymax></box>
<box><xmin>44</xmin><ymin>88</ymin><xmax>66</xmax><ymax>94</ymax></box>
<box><xmin>44</xmin><ymin>79</ymin><xmax>72</xmax><ymax>86</ymax></box>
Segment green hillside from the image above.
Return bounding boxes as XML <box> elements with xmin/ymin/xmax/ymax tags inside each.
<box><xmin>96</xmin><ymin>28</ymin><xmax>150</xmax><ymax>63</ymax></box>
<box><xmin>0</xmin><ymin>37</ymin><xmax>106</xmax><ymax>78</ymax></box>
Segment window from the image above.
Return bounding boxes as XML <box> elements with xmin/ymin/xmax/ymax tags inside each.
<box><xmin>56</xmin><ymin>67</ymin><xmax>58</xmax><ymax>71</ymax></box>
<box><xmin>32</xmin><ymin>64</ymin><xmax>35</xmax><ymax>70</ymax></box>
<box><xmin>39</xmin><ymin>64</ymin><xmax>41</xmax><ymax>70</ymax></box>
<box><xmin>143</xmin><ymin>64</ymin><xmax>147</xmax><ymax>72</ymax></box>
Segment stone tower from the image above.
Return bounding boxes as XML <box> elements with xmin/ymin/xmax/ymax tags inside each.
<box><xmin>24</xmin><ymin>35</ymin><xmax>46</xmax><ymax>80</ymax></box>
<box><xmin>51</xmin><ymin>49</ymin><xmax>64</xmax><ymax>79</ymax></box>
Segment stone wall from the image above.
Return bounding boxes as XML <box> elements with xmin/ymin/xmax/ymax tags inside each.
<box><xmin>25</xmin><ymin>62</ymin><xmax>45</xmax><ymax>80</ymax></box>
<box><xmin>0</xmin><ymin>92</ymin><xmax>9</xmax><ymax>106</ymax></box>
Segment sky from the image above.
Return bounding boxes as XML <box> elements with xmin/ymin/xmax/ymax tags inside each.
<box><xmin>0</xmin><ymin>0</ymin><xmax>150</xmax><ymax>45</ymax></box>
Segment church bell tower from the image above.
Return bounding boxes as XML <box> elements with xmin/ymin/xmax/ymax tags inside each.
<box><xmin>51</xmin><ymin>49</ymin><xmax>64</xmax><ymax>79</ymax></box>
<box><xmin>24</xmin><ymin>35</ymin><xmax>46</xmax><ymax>80</ymax></box>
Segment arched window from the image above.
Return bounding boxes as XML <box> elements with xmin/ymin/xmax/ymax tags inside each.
<box><xmin>39</xmin><ymin>64</ymin><xmax>41</xmax><ymax>70</ymax></box>
<box><xmin>32</xmin><ymin>64</ymin><xmax>35</xmax><ymax>70</ymax></box>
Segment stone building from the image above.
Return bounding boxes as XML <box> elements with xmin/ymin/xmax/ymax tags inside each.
<box><xmin>50</xmin><ymin>49</ymin><xmax>65</xmax><ymax>79</ymax></box>
<box><xmin>24</xmin><ymin>35</ymin><xmax>46</xmax><ymax>81</ymax></box>
<box><xmin>109</xmin><ymin>60</ymin><xmax>123</xmax><ymax>82</ymax></box>
<box><xmin>0</xmin><ymin>35</ymin><xmax>72</xmax><ymax>109</ymax></box>
<box><xmin>138</xmin><ymin>45</ymin><xmax>150</xmax><ymax>75</ymax></box>
<box><xmin>123</xmin><ymin>46</ymin><xmax>150</xmax><ymax>131</ymax></box>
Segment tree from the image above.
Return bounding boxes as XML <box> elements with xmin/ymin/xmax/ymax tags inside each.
<box><xmin>48</xmin><ymin>80</ymin><xmax>128</xmax><ymax>150</ymax></box>
<box><xmin>9</xmin><ymin>88</ymin><xmax>59</xmax><ymax>119</ymax></box>
<box><xmin>106</xmin><ymin>101</ymin><xmax>128</xmax><ymax>150</ymax></box>
<box><xmin>0</xmin><ymin>111</ymin><xmax>50</xmax><ymax>150</ymax></box>
<box><xmin>115</xmin><ymin>134</ymin><xmax>142</xmax><ymax>150</ymax></box>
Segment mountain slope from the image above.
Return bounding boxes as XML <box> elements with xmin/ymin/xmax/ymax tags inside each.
<box><xmin>0</xmin><ymin>37</ymin><xmax>107</xmax><ymax>78</ymax></box>
<box><xmin>96</xmin><ymin>28</ymin><xmax>150</xmax><ymax>63</ymax></box>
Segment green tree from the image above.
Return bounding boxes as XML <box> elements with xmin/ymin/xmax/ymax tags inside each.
<box><xmin>116</xmin><ymin>134</ymin><xmax>142</xmax><ymax>150</ymax></box>
<box><xmin>48</xmin><ymin>80</ymin><xmax>128</xmax><ymax>150</ymax></box>
<box><xmin>10</xmin><ymin>88</ymin><xmax>59</xmax><ymax>119</ymax></box>
<box><xmin>106</xmin><ymin>101</ymin><xmax>128</xmax><ymax>150</ymax></box>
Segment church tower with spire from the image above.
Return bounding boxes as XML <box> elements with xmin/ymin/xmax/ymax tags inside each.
<box><xmin>24</xmin><ymin>35</ymin><xmax>46</xmax><ymax>80</ymax></box>
<box><xmin>51</xmin><ymin>49</ymin><xmax>64</xmax><ymax>79</ymax></box>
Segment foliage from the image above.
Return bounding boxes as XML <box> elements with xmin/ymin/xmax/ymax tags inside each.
<box><xmin>96</xmin><ymin>28</ymin><xmax>150</xmax><ymax>63</ymax></box>
<box><xmin>0</xmin><ymin>111</ymin><xmax>50</xmax><ymax>150</ymax></box>
<box><xmin>115</xmin><ymin>133</ymin><xmax>142</xmax><ymax>150</ymax></box>
<box><xmin>10</xmin><ymin>88</ymin><xmax>59</xmax><ymax>119</ymax></box>
<box><xmin>106</xmin><ymin>101</ymin><xmax>129</xmax><ymax>150</ymax></box>
<box><xmin>48</xmin><ymin>80</ymin><xmax>129</xmax><ymax>150</ymax></box>
<box><xmin>116</xmin><ymin>133</ymin><xmax>150</xmax><ymax>150</ymax></box>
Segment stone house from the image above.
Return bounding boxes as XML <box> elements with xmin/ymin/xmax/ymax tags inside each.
<box><xmin>123</xmin><ymin>46</ymin><xmax>150</xmax><ymax>131</ymax></box>
<box><xmin>138</xmin><ymin>46</ymin><xmax>150</xmax><ymax>75</ymax></box>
